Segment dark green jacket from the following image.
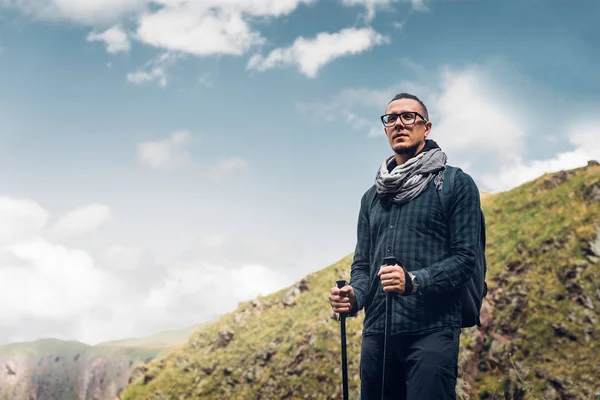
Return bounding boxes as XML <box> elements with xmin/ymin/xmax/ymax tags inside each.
<box><xmin>348</xmin><ymin>166</ymin><xmax>482</xmax><ymax>336</ymax></box>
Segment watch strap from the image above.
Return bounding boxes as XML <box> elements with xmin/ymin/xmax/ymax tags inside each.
<box><xmin>402</xmin><ymin>268</ymin><xmax>413</xmax><ymax>296</ymax></box>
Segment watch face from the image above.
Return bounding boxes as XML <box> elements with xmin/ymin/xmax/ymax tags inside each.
<box><xmin>413</xmin><ymin>276</ymin><xmax>420</xmax><ymax>285</ymax></box>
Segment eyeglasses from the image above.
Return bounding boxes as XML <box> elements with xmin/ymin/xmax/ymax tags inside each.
<box><xmin>380</xmin><ymin>112</ymin><xmax>427</xmax><ymax>127</ymax></box>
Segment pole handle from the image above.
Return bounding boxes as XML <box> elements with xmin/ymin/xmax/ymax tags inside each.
<box><xmin>336</xmin><ymin>279</ymin><xmax>346</xmax><ymax>289</ymax></box>
<box><xmin>383</xmin><ymin>256</ymin><xmax>398</xmax><ymax>266</ymax></box>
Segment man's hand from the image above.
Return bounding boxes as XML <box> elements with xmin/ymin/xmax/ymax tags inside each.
<box><xmin>329</xmin><ymin>285</ymin><xmax>356</xmax><ymax>314</ymax></box>
<box><xmin>378</xmin><ymin>263</ymin><xmax>406</xmax><ymax>294</ymax></box>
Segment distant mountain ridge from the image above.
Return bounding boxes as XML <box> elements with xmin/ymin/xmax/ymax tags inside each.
<box><xmin>119</xmin><ymin>161</ymin><xmax>600</xmax><ymax>400</ymax></box>
<box><xmin>0</xmin><ymin>324</ymin><xmax>200</xmax><ymax>400</ymax></box>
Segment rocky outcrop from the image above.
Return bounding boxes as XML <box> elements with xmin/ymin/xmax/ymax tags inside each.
<box><xmin>0</xmin><ymin>326</ymin><xmax>199</xmax><ymax>400</ymax></box>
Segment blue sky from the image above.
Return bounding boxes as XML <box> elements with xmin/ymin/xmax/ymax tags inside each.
<box><xmin>0</xmin><ymin>0</ymin><xmax>598</xmax><ymax>345</ymax></box>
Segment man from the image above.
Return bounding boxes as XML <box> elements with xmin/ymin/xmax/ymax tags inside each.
<box><xmin>329</xmin><ymin>93</ymin><xmax>482</xmax><ymax>399</ymax></box>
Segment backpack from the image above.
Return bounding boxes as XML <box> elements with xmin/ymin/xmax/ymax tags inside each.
<box><xmin>437</xmin><ymin>166</ymin><xmax>488</xmax><ymax>328</ymax></box>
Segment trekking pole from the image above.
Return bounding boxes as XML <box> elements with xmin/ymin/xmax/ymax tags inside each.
<box><xmin>336</xmin><ymin>279</ymin><xmax>349</xmax><ymax>400</ymax></box>
<box><xmin>381</xmin><ymin>256</ymin><xmax>398</xmax><ymax>400</ymax></box>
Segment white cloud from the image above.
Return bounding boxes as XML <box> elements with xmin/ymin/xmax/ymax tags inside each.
<box><xmin>422</xmin><ymin>64</ymin><xmax>598</xmax><ymax>191</ymax></box>
<box><xmin>0</xmin><ymin>197</ymin><xmax>49</xmax><ymax>245</ymax></box>
<box><xmin>134</xmin><ymin>0</ymin><xmax>315</xmax><ymax>57</ymax></box>
<box><xmin>101</xmin><ymin>245</ymin><xmax>143</xmax><ymax>271</ymax></box>
<box><xmin>428</xmin><ymin>65</ymin><xmax>527</xmax><ymax>166</ymax></box>
<box><xmin>295</xmin><ymin>80</ymin><xmax>428</xmax><ymax>136</ymax></box>
<box><xmin>0</xmin><ymin>0</ymin><xmax>146</xmax><ymax>25</ymax></box>
<box><xmin>6</xmin><ymin>0</ymin><xmax>410</xmax><ymax>80</ymax></box>
<box><xmin>341</xmin><ymin>0</ymin><xmax>394</xmax><ymax>22</ymax></box>
<box><xmin>0</xmin><ymin>195</ymin><xmax>296</xmax><ymax>346</ymax></box>
<box><xmin>135</xmin><ymin>2</ymin><xmax>262</xmax><ymax>57</ymax></box>
<box><xmin>405</xmin><ymin>0</ymin><xmax>428</xmax><ymax>11</ymax></box>
<box><xmin>480</xmin><ymin>122</ymin><xmax>600</xmax><ymax>191</ymax></box>
<box><xmin>86</xmin><ymin>25</ymin><xmax>131</xmax><ymax>54</ymax></box>
<box><xmin>51</xmin><ymin>204</ymin><xmax>111</xmax><ymax>239</ymax></box>
<box><xmin>298</xmin><ymin>60</ymin><xmax>599</xmax><ymax>192</ymax></box>
<box><xmin>1</xmin><ymin>238</ymin><xmax>110</xmax><ymax>324</ymax></box>
<box><xmin>127</xmin><ymin>52</ymin><xmax>180</xmax><ymax>87</ymax></box>
<box><xmin>201</xmin><ymin>233</ymin><xmax>226</xmax><ymax>249</ymax></box>
<box><xmin>137</xmin><ymin>130</ymin><xmax>195</xmax><ymax>169</ymax></box>
<box><xmin>247</xmin><ymin>27</ymin><xmax>390</xmax><ymax>78</ymax></box>
<box><xmin>143</xmin><ymin>261</ymin><xmax>290</xmax><ymax>322</ymax></box>
<box><xmin>0</xmin><ymin>197</ymin><xmax>292</xmax><ymax>344</ymax></box>
<box><xmin>207</xmin><ymin>156</ymin><xmax>249</xmax><ymax>181</ymax></box>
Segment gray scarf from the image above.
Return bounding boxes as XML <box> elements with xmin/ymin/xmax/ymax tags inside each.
<box><xmin>375</xmin><ymin>143</ymin><xmax>448</xmax><ymax>205</ymax></box>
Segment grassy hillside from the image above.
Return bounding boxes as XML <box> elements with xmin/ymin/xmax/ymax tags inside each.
<box><xmin>0</xmin><ymin>324</ymin><xmax>201</xmax><ymax>400</ymax></box>
<box><xmin>120</xmin><ymin>162</ymin><xmax>600</xmax><ymax>400</ymax></box>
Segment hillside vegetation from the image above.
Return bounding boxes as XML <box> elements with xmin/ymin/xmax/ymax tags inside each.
<box><xmin>125</xmin><ymin>163</ymin><xmax>600</xmax><ymax>399</ymax></box>
<box><xmin>0</xmin><ymin>324</ymin><xmax>200</xmax><ymax>400</ymax></box>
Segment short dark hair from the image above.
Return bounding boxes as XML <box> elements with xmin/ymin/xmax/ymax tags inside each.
<box><xmin>387</xmin><ymin>93</ymin><xmax>429</xmax><ymax>120</ymax></box>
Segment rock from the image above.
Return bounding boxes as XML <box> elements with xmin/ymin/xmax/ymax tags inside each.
<box><xmin>213</xmin><ymin>327</ymin><xmax>234</xmax><ymax>349</ymax></box>
<box><xmin>143</xmin><ymin>371</ymin><xmax>156</xmax><ymax>385</ymax></box>
<box><xmin>547</xmin><ymin>375</ymin><xmax>581</xmax><ymax>399</ymax></box>
<box><xmin>287</xmin><ymin>344</ymin><xmax>306</xmax><ymax>372</ymax></box>
<box><xmin>583</xmin><ymin>228</ymin><xmax>600</xmax><ymax>263</ymax></box>
<box><xmin>243</xmin><ymin>366</ymin><xmax>263</xmax><ymax>383</ymax></box>
<box><xmin>535</xmin><ymin>368</ymin><xmax>547</xmax><ymax>379</ymax></box>
<box><xmin>282</xmin><ymin>287</ymin><xmax>301</xmax><ymax>307</ymax></box>
<box><xmin>553</xmin><ymin>293</ymin><xmax>565</xmax><ymax>301</ymax></box>
<box><xmin>576</xmin><ymin>294</ymin><xmax>595</xmax><ymax>310</ymax></box>
<box><xmin>173</xmin><ymin>355</ymin><xmax>190</xmax><ymax>369</ymax></box>
<box><xmin>202</xmin><ymin>361</ymin><xmax>218</xmax><ymax>375</ymax></box>
<box><xmin>565</xmin><ymin>281</ymin><xmax>583</xmax><ymax>295</ymax></box>
<box><xmin>563</xmin><ymin>260</ymin><xmax>588</xmax><ymax>280</ymax></box>
<box><xmin>153</xmin><ymin>390</ymin><xmax>168</xmax><ymax>400</ymax></box>
<box><xmin>551</xmin><ymin>322</ymin><xmax>578</xmax><ymax>341</ymax></box>
<box><xmin>582</xmin><ymin>309</ymin><xmax>597</xmax><ymax>325</ymax></box>
<box><xmin>128</xmin><ymin>366</ymin><xmax>148</xmax><ymax>384</ymax></box>
<box><xmin>234</xmin><ymin>313</ymin><xmax>243</xmax><ymax>324</ymax></box>
<box><xmin>330</xmin><ymin>310</ymin><xmax>339</xmax><ymax>321</ymax></box>
<box><xmin>543</xmin><ymin>382</ymin><xmax>561</xmax><ymax>400</ymax></box>
<box><xmin>5</xmin><ymin>361</ymin><xmax>16</xmax><ymax>376</ymax></box>
<box><xmin>541</xmin><ymin>170</ymin><xmax>573</xmax><ymax>189</ymax></box>
<box><xmin>588</xmin><ymin>160</ymin><xmax>600</xmax><ymax>166</ymax></box>
<box><xmin>281</xmin><ymin>280</ymin><xmax>310</xmax><ymax>307</ymax></box>
<box><xmin>488</xmin><ymin>336</ymin><xmax>512</xmax><ymax>367</ymax></box>
<box><xmin>298</xmin><ymin>278</ymin><xmax>310</xmax><ymax>292</ymax></box>
<box><xmin>256</xmin><ymin>345</ymin><xmax>277</xmax><ymax>366</ymax></box>
<box><xmin>582</xmin><ymin>180</ymin><xmax>600</xmax><ymax>203</ymax></box>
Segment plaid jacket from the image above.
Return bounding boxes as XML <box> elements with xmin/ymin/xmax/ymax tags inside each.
<box><xmin>348</xmin><ymin>166</ymin><xmax>482</xmax><ymax>336</ymax></box>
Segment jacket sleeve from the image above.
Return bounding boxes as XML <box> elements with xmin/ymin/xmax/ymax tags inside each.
<box><xmin>348</xmin><ymin>192</ymin><xmax>371</xmax><ymax>316</ymax></box>
<box><xmin>411</xmin><ymin>170</ymin><xmax>482</xmax><ymax>295</ymax></box>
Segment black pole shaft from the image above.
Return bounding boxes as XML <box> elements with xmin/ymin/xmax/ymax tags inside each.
<box><xmin>382</xmin><ymin>291</ymin><xmax>391</xmax><ymax>400</ymax></box>
<box><xmin>336</xmin><ymin>279</ymin><xmax>349</xmax><ymax>400</ymax></box>
<box><xmin>381</xmin><ymin>257</ymin><xmax>398</xmax><ymax>400</ymax></box>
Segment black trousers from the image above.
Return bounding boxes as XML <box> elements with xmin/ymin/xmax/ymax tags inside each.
<box><xmin>359</xmin><ymin>327</ymin><xmax>461</xmax><ymax>400</ymax></box>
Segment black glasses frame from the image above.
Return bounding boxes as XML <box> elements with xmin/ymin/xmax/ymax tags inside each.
<box><xmin>380</xmin><ymin>112</ymin><xmax>428</xmax><ymax>127</ymax></box>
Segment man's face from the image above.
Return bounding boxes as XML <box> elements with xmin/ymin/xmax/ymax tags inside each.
<box><xmin>383</xmin><ymin>98</ymin><xmax>432</xmax><ymax>155</ymax></box>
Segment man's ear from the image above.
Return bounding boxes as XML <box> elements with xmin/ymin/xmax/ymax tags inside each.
<box><xmin>424</xmin><ymin>121</ymin><xmax>432</xmax><ymax>137</ymax></box>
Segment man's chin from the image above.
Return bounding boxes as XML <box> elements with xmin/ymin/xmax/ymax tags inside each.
<box><xmin>393</xmin><ymin>144</ymin><xmax>418</xmax><ymax>155</ymax></box>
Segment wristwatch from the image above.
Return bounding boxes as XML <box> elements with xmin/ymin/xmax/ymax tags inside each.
<box><xmin>408</xmin><ymin>272</ymin><xmax>420</xmax><ymax>294</ymax></box>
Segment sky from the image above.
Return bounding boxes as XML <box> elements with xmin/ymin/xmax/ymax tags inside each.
<box><xmin>0</xmin><ymin>0</ymin><xmax>599</xmax><ymax>346</ymax></box>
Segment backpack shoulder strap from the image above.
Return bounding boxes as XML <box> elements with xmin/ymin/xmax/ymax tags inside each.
<box><xmin>438</xmin><ymin>165</ymin><xmax>460</xmax><ymax>224</ymax></box>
